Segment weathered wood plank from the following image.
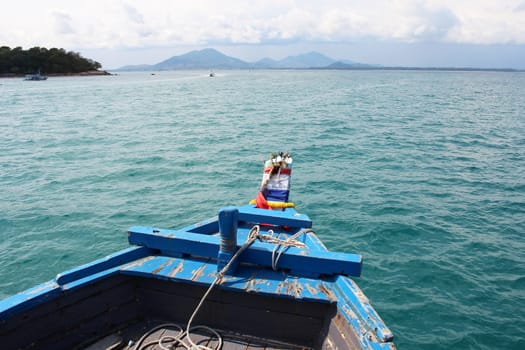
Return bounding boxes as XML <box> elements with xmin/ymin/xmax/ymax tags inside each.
<box><xmin>128</xmin><ymin>228</ymin><xmax>362</xmax><ymax>277</ymax></box>
<box><xmin>55</xmin><ymin>246</ymin><xmax>153</xmax><ymax>285</ymax></box>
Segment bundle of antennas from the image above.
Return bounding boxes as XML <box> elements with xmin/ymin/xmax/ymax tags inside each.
<box><xmin>253</xmin><ymin>152</ymin><xmax>295</xmax><ymax>209</ymax></box>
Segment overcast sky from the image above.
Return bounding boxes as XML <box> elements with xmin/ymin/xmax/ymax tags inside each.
<box><xmin>1</xmin><ymin>0</ymin><xmax>525</xmax><ymax>69</ymax></box>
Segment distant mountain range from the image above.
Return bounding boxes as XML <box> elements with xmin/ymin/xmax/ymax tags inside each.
<box><xmin>115</xmin><ymin>48</ymin><xmax>520</xmax><ymax>72</ymax></box>
<box><xmin>116</xmin><ymin>48</ymin><xmax>373</xmax><ymax>71</ymax></box>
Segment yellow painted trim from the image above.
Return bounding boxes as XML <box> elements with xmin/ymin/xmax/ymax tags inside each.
<box><xmin>249</xmin><ymin>199</ymin><xmax>295</xmax><ymax>208</ymax></box>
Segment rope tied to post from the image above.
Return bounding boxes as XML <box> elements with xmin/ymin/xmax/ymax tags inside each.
<box><xmin>185</xmin><ymin>225</ymin><xmax>312</xmax><ymax>349</ymax></box>
<box><xmin>135</xmin><ymin>225</ymin><xmax>313</xmax><ymax>350</ymax></box>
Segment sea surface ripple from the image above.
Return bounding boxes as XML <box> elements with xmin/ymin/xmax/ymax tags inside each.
<box><xmin>1</xmin><ymin>70</ymin><xmax>524</xmax><ymax>349</ymax></box>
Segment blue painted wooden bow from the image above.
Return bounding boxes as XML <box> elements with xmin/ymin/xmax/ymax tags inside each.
<box><xmin>128</xmin><ymin>205</ymin><xmax>362</xmax><ymax>278</ymax></box>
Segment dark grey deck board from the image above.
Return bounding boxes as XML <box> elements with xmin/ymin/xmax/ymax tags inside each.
<box><xmin>90</xmin><ymin>320</ymin><xmax>314</xmax><ymax>350</ymax></box>
<box><xmin>4</xmin><ymin>275</ymin><xmax>354</xmax><ymax>350</ymax></box>
<box><xmin>187</xmin><ymin>330</ymin><xmax>214</xmax><ymax>348</ymax></box>
<box><xmin>224</xmin><ymin>340</ymin><xmax>249</xmax><ymax>350</ymax></box>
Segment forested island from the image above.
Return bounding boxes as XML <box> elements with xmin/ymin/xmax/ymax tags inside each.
<box><xmin>0</xmin><ymin>46</ymin><xmax>108</xmax><ymax>76</ymax></box>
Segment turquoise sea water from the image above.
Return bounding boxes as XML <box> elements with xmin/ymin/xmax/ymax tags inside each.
<box><xmin>1</xmin><ymin>70</ymin><xmax>524</xmax><ymax>349</ymax></box>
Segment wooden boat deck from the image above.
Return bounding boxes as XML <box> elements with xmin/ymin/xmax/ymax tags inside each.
<box><xmin>3</xmin><ymin>274</ymin><xmax>365</xmax><ymax>350</ymax></box>
<box><xmin>84</xmin><ymin>319</ymin><xmax>314</xmax><ymax>350</ymax></box>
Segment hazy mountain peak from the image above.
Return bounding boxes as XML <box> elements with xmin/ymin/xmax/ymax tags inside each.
<box><xmin>153</xmin><ymin>48</ymin><xmax>250</xmax><ymax>69</ymax></box>
<box><xmin>115</xmin><ymin>48</ymin><xmax>363</xmax><ymax>71</ymax></box>
<box><xmin>276</xmin><ymin>51</ymin><xmax>336</xmax><ymax>68</ymax></box>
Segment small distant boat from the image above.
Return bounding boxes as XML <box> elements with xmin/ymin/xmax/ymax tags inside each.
<box><xmin>24</xmin><ymin>70</ymin><xmax>47</xmax><ymax>81</ymax></box>
<box><xmin>0</xmin><ymin>153</ymin><xmax>395</xmax><ymax>350</ymax></box>
<box><xmin>209</xmin><ymin>71</ymin><xmax>215</xmax><ymax>77</ymax></box>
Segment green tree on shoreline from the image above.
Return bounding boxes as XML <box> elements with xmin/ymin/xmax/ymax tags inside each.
<box><xmin>0</xmin><ymin>46</ymin><xmax>101</xmax><ymax>74</ymax></box>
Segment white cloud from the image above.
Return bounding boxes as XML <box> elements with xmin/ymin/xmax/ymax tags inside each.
<box><xmin>515</xmin><ymin>1</ymin><xmax>525</xmax><ymax>11</ymax></box>
<box><xmin>1</xmin><ymin>0</ymin><xmax>524</xmax><ymax>49</ymax></box>
<box><xmin>122</xmin><ymin>2</ymin><xmax>144</xmax><ymax>24</ymax></box>
<box><xmin>52</xmin><ymin>11</ymin><xmax>75</xmax><ymax>35</ymax></box>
